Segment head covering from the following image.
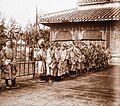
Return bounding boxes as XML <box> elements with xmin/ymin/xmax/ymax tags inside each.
<box><xmin>6</xmin><ymin>38</ymin><xmax>12</xmax><ymax>44</ymax></box>
<box><xmin>63</xmin><ymin>43</ymin><xmax>68</xmax><ymax>48</ymax></box>
<box><xmin>6</xmin><ymin>38</ymin><xmax>12</xmax><ymax>42</ymax></box>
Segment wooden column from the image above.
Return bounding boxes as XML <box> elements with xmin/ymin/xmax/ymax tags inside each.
<box><xmin>106</xmin><ymin>22</ymin><xmax>111</xmax><ymax>49</ymax></box>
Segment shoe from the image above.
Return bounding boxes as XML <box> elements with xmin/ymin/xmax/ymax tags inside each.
<box><xmin>6</xmin><ymin>86</ymin><xmax>10</xmax><ymax>89</ymax></box>
<box><xmin>38</xmin><ymin>80</ymin><xmax>46</xmax><ymax>83</ymax></box>
<box><xmin>48</xmin><ymin>80</ymin><xmax>53</xmax><ymax>83</ymax></box>
<box><xmin>12</xmin><ymin>85</ymin><xmax>19</xmax><ymax>89</ymax></box>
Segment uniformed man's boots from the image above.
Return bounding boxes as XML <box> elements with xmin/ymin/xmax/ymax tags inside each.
<box><xmin>5</xmin><ymin>79</ymin><xmax>10</xmax><ymax>89</ymax></box>
<box><xmin>11</xmin><ymin>79</ymin><xmax>15</xmax><ymax>87</ymax></box>
<box><xmin>11</xmin><ymin>78</ymin><xmax>19</xmax><ymax>89</ymax></box>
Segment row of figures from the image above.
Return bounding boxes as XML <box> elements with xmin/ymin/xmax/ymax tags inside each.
<box><xmin>34</xmin><ymin>41</ymin><xmax>111</xmax><ymax>82</ymax></box>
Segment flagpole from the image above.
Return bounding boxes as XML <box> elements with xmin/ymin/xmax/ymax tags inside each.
<box><xmin>35</xmin><ymin>3</ymin><xmax>38</xmax><ymax>32</ymax></box>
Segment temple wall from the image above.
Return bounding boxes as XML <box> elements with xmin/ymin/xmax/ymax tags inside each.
<box><xmin>51</xmin><ymin>27</ymin><xmax>74</xmax><ymax>41</ymax></box>
<box><xmin>110</xmin><ymin>22</ymin><xmax>120</xmax><ymax>64</ymax></box>
<box><xmin>50</xmin><ymin>22</ymin><xmax>120</xmax><ymax>64</ymax></box>
<box><xmin>50</xmin><ymin>23</ymin><xmax>107</xmax><ymax>47</ymax></box>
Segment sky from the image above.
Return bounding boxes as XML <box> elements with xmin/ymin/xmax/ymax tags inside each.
<box><xmin>0</xmin><ymin>0</ymin><xmax>77</xmax><ymax>28</ymax></box>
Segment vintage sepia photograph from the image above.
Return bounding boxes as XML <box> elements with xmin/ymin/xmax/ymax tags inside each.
<box><xmin>0</xmin><ymin>0</ymin><xmax>120</xmax><ymax>106</ymax></box>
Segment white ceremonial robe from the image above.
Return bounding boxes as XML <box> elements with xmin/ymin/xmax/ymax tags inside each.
<box><xmin>46</xmin><ymin>48</ymin><xmax>53</xmax><ymax>75</ymax></box>
<box><xmin>34</xmin><ymin>48</ymin><xmax>44</xmax><ymax>75</ymax></box>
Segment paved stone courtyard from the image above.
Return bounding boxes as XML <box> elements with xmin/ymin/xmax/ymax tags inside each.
<box><xmin>0</xmin><ymin>65</ymin><xmax>120</xmax><ymax>106</ymax></box>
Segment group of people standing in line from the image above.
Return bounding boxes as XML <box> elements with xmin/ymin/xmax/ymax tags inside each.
<box><xmin>34</xmin><ymin>40</ymin><xmax>111</xmax><ymax>82</ymax></box>
<box><xmin>0</xmin><ymin>39</ymin><xmax>111</xmax><ymax>89</ymax></box>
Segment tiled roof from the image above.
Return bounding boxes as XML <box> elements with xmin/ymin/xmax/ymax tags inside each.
<box><xmin>40</xmin><ymin>7</ymin><xmax>120</xmax><ymax>24</ymax></box>
<box><xmin>77</xmin><ymin>0</ymin><xmax>120</xmax><ymax>6</ymax></box>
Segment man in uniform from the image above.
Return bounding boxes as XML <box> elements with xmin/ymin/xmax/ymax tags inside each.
<box><xmin>69</xmin><ymin>43</ymin><xmax>78</xmax><ymax>76</ymax></box>
<box><xmin>74</xmin><ymin>41</ymin><xmax>83</xmax><ymax>75</ymax></box>
<box><xmin>53</xmin><ymin>43</ymin><xmax>61</xmax><ymax>76</ymax></box>
<box><xmin>1</xmin><ymin>39</ymin><xmax>18</xmax><ymax>89</ymax></box>
<box><xmin>58</xmin><ymin>44</ymin><xmax>69</xmax><ymax>78</ymax></box>
<box><xmin>104</xmin><ymin>47</ymin><xmax>111</xmax><ymax>67</ymax></box>
<box><xmin>80</xmin><ymin>42</ymin><xmax>89</xmax><ymax>74</ymax></box>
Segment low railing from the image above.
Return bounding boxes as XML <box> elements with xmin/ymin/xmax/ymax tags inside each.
<box><xmin>16</xmin><ymin>61</ymin><xmax>35</xmax><ymax>77</ymax></box>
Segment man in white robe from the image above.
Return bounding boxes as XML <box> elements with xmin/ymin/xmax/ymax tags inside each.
<box><xmin>34</xmin><ymin>46</ymin><xmax>45</xmax><ymax>76</ymax></box>
<box><xmin>46</xmin><ymin>46</ymin><xmax>53</xmax><ymax>76</ymax></box>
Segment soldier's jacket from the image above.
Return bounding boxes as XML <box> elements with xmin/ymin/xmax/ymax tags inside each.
<box><xmin>2</xmin><ymin>46</ymin><xmax>16</xmax><ymax>65</ymax></box>
<box><xmin>2</xmin><ymin>46</ymin><xmax>14</xmax><ymax>59</ymax></box>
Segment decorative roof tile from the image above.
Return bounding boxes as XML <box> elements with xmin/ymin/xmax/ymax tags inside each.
<box><xmin>40</xmin><ymin>7</ymin><xmax>120</xmax><ymax>24</ymax></box>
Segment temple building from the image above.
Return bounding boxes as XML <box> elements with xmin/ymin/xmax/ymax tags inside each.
<box><xmin>40</xmin><ymin>0</ymin><xmax>120</xmax><ymax>64</ymax></box>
